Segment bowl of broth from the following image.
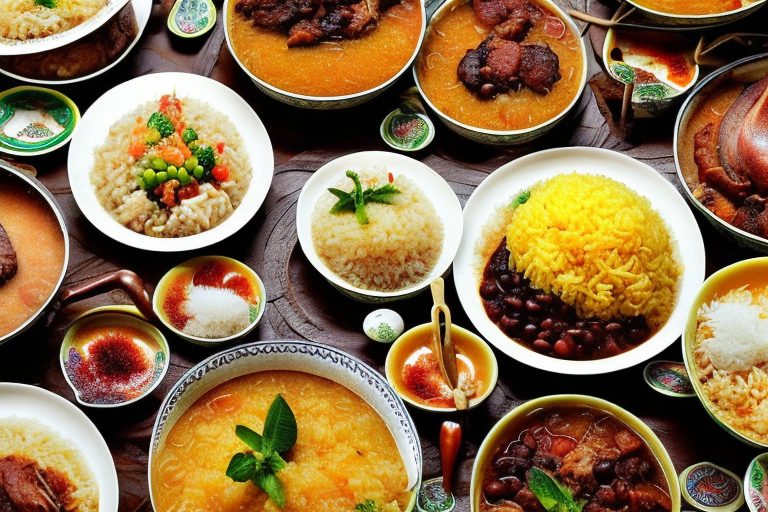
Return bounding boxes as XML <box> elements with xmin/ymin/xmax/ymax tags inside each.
<box><xmin>0</xmin><ymin>159</ymin><xmax>69</xmax><ymax>346</ymax></box>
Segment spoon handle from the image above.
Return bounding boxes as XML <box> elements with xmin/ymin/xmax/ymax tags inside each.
<box><xmin>440</xmin><ymin>421</ymin><xmax>462</xmax><ymax>494</ymax></box>
<box><xmin>59</xmin><ymin>270</ymin><xmax>156</xmax><ymax>322</ymax></box>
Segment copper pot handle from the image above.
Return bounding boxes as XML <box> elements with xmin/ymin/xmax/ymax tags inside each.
<box><xmin>59</xmin><ymin>269</ymin><xmax>157</xmax><ymax>322</ymax></box>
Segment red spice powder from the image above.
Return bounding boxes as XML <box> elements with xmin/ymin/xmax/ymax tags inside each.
<box><xmin>192</xmin><ymin>260</ymin><xmax>254</xmax><ymax>301</ymax></box>
<box><xmin>89</xmin><ymin>332</ymin><xmax>150</xmax><ymax>383</ymax></box>
<box><xmin>402</xmin><ymin>352</ymin><xmax>452</xmax><ymax>406</ymax></box>
<box><xmin>163</xmin><ymin>273</ymin><xmax>191</xmax><ymax>329</ymax></box>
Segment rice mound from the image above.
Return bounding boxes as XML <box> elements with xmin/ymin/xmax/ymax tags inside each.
<box><xmin>311</xmin><ymin>171</ymin><xmax>443</xmax><ymax>292</ymax></box>
<box><xmin>0</xmin><ymin>0</ymin><xmax>107</xmax><ymax>40</ymax></box>
<box><xmin>91</xmin><ymin>97</ymin><xmax>251</xmax><ymax>238</ymax></box>
<box><xmin>694</xmin><ymin>287</ymin><xmax>768</xmax><ymax>445</ymax></box>
<box><xmin>0</xmin><ymin>417</ymin><xmax>99</xmax><ymax>512</ymax></box>
<box><xmin>506</xmin><ymin>173</ymin><xmax>680</xmax><ymax>328</ymax></box>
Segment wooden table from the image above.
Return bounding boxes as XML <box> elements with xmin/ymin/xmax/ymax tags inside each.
<box><xmin>0</xmin><ymin>1</ymin><xmax>764</xmax><ymax>510</ymax></box>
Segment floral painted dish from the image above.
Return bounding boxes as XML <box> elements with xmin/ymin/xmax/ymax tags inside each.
<box><xmin>680</xmin><ymin>462</ymin><xmax>744</xmax><ymax>512</ymax></box>
<box><xmin>746</xmin><ymin>453</ymin><xmax>768</xmax><ymax>512</ymax></box>
<box><xmin>60</xmin><ymin>307</ymin><xmax>169</xmax><ymax>408</ymax></box>
<box><xmin>0</xmin><ymin>86</ymin><xmax>79</xmax><ymax>156</ymax></box>
<box><xmin>643</xmin><ymin>360</ymin><xmax>695</xmax><ymax>397</ymax></box>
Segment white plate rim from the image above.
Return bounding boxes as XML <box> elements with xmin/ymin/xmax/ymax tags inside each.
<box><xmin>295</xmin><ymin>150</ymin><xmax>463</xmax><ymax>298</ymax></box>
<box><xmin>0</xmin><ymin>0</ymin><xmax>133</xmax><ymax>56</ymax></box>
<box><xmin>0</xmin><ymin>382</ymin><xmax>119</xmax><ymax>512</ymax></box>
<box><xmin>67</xmin><ymin>71</ymin><xmax>274</xmax><ymax>252</ymax></box>
<box><xmin>0</xmin><ymin>0</ymin><xmax>152</xmax><ymax>85</ymax></box>
<box><xmin>453</xmin><ymin>146</ymin><xmax>706</xmax><ymax>375</ymax></box>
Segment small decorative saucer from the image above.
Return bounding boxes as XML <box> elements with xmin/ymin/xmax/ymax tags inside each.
<box><xmin>0</xmin><ymin>86</ymin><xmax>79</xmax><ymax>156</ymax></box>
<box><xmin>643</xmin><ymin>360</ymin><xmax>695</xmax><ymax>397</ymax></box>
<box><xmin>380</xmin><ymin>90</ymin><xmax>435</xmax><ymax>152</ymax></box>
<box><xmin>363</xmin><ymin>309</ymin><xmax>404</xmax><ymax>343</ymax></box>
<box><xmin>417</xmin><ymin>477</ymin><xmax>455</xmax><ymax>512</ymax></box>
<box><xmin>167</xmin><ymin>0</ymin><xmax>217</xmax><ymax>38</ymax></box>
<box><xmin>745</xmin><ymin>453</ymin><xmax>768</xmax><ymax>512</ymax></box>
<box><xmin>680</xmin><ymin>462</ymin><xmax>744</xmax><ymax>512</ymax></box>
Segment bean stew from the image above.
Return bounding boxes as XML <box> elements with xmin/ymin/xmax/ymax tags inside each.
<box><xmin>480</xmin><ymin>406</ymin><xmax>672</xmax><ymax>512</ymax></box>
<box><xmin>480</xmin><ymin>238</ymin><xmax>652</xmax><ymax>360</ymax></box>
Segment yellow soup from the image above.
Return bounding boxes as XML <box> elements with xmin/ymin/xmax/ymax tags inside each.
<box><xmin>0</xmin><ymin>177</ymin><xmax>65</xmax><ymax>338</ymax></box>
<box><xmin>152</xmin><ymin>371</ymin><xmax>411</xmax><ymax>512</ymax></box>
<box><xmin>631</xmin><ymin>0</ymin><xmax>744</xmax><ymax>15</ymax></box>
<box><xmin>228</xmin><ymin>0</ymin><xmax>423</xmax><ymax>97</ymax></box>
<box><xmin>416</xmin><ymin>1</ymin><xmax>583</xmax><ymax>131</ymax></box>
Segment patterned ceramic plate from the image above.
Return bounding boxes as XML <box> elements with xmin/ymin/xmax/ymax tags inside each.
<box><xmin>0</xmin><ymin>86</ymin><xmax>79</xmax><ymax>156</ymax></box>
<box><xmin>643</xmin><ymin>360</ymin><xmax>695</xmax><ymax>397</ymax></box>
<box><xmin>167</xmin><ymin>0</ymin><xmax>217</xmax><ymax>38</ymax></box>
<box><xmin>680</xmin><ymin>462</ymin><xmax>744</xmax><ymax>512</ymax></box>
<box><xmin>746</xmin><ymin>453</ymin><xmax>768</xmax><ymax>512</ymax></box>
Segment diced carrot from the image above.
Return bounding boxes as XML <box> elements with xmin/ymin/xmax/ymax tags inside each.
<box><xmin>158</xmin><ymin>145</ymin><xmax>185</xmax><ymax>167</ymax></box>
<box><xmin>212</xmin><ymin>165</ymin><xmax>229</xmax><ymax>182</ymax></box>
<box><xmin>128</xmin><ymin>141</ymin><xmax>147</xmax><ymax>159</ymax></box>
<box><xmin>550</xmin><ymin>436</ymin><xmax>577</xmax><ymax>458</ymax></box>
<box><xmin>216</xmin><ymin>142</ymin><xmax>226</xmax><ymax>154</ymax></box>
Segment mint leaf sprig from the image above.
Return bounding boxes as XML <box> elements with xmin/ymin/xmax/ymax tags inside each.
<box><xmin>35</xmin><ymin>0</ymin><xmax>58</xmax><ymax>7</ymax></box>
<box><xmin>328</xmin><ymin>170</ymin><xmax>401</xmax><ymax>225</ymax></box>
<box><xmin>354</xmin><ymin>499</ymin><xmax>379</xmax><ymax>512</ymax></box>
<box><xmin>225</xmin><ymin>394</ymin><xmax>298</xmax><ymax>508</ymax></box>
<box><xmin>528</xmin><ymin>467</ymin><xmax>586</xmax><ymax>512</ymax></box>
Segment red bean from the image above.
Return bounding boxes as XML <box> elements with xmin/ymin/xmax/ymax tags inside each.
<box><xmin>540</xmin><ymin>318</ymin><xmax>554</xmax><ymax>330</ymax></box>
<box><xmin>535</xmin><ymin>293</ymin><xmax>553</xmax><ymax>304</ymax></box>
<box><xmin>525</xmin><ymin>299</ymin><xmax>541</xmax><ymax>312</ymax></box>
<box><xmin>504</xmin><ymin>296</ymin><xmax>523</xmax><ymax>309</ymax></box>
<box><xmin>537</xmin><ymin>330</ymin><xmax>552</xmax><ymax>340</ymax></box>
<box><xmin>606</xmin><ymin>322</ymin><xmax>622</xmax><ymax>333</ymax></box>
<box><xmin>532</xmin><ymin>339</ymin><xmax>551</xmax><ymax>353</ymax></box>
<box><xmin>553</xmin><ymin>339</ymin><xmax>573</xmax><ymax>357</ymax></box>
<box><xmin>500</xmin><ymin>316</ymin><xmax>520</xmax><ymax>334</ymax></box>
<box><xmin>483</xmin><ymin>479</ymin><xmax>506</xmax><ymax>500</ymax></box>
<box><xmin>480</xmin><ymin>281</ymin><xmax>499</xmax><ymax>299</ymax></box>
<box><xmin>523</xmin><ymin>324</ymin><xmax>538</xmax><ymax>339</ymax></box>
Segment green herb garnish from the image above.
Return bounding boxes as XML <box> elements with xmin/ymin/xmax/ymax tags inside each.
<box><xmin>147</xmin><ymin>112</ymin><xmax>175</xmax><ymax>138</ymax></box>
<box><xmin>34</xmin><ymin>0</ymin><xmax>57</xmax><ymax>8</ymax></box>
<box><xmin>225</xmin><ymin>394</ymin><xmax>297</xmax><ymax>508</ymax></box>
<box><xmin>355</xmin><ymin>499</ymin><xmax>379</xmax><ymax>512</ymax></box>
<box><xmin>611</xmin><ymin>62</ymin><xmax>635</xmax><ymax>84</ymax></box>
<box><xmin>528</xmin><ymin>467</ymin><xmax>585</xmax><ymax>512</ymax></box>
<box><xmin>511</xmin><ymin>190</ymin><xmax>530</xmax><ymax>209</ymax></box>
<box><xmin>634</xmin><ymin>83</ymin><xmax>672</xmax><ymax>101</ymax></box>
<box><xmin>328</xmin><ymin>170</ymin><xmax>401</xmax><ymax>225</ymax></box>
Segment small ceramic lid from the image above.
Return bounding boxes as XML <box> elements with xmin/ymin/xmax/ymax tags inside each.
<box><xmin>680</xmin><ymin>462</ymin><xmax>744</xmax><ymax>512</ymax></box>
<box><xmin>167</xmin><ymin>0</ymin><xmax>217</xmax><ymax>38</ymax></box>
<box><xmin>380</xmin><ymin>108</ymin><xmax>435</xmax><ymax>152</ymax></box>
<box><xmin>417</xmin><ymin>477</ymin><xmax>455</xmax><ymax>512</ymax></box>
<box><xmin>745</xmin><ymin>453</ymin><xmax>768</xmax><ymax>512</ymax></box>
<box><xmin>643</xmin><ymin>360</ymin><xmax>695</xmax><ymax>397</ymax></box>
<box><xmin>0</xmin><ymin>86</ymin><xmax>79</xmax><ymax>156</ymax></box>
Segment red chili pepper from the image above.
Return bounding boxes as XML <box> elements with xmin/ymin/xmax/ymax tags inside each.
<box><xmin>216</xmin><ymin>142</ymin><xmax>226</xmax><ymax>154</ymax></box>
<box><xmin>440</xmin><ymin>421</ymin><xmax>462</xmax><ymax>493</ymax></box>
<box><xmin>388</xmin><ymin>172</ymin><xmax>394</xmax><ymax>183</ymax></box>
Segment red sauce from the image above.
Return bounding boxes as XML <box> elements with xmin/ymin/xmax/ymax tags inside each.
<box><xmin>64</xmin><ymin>328</ymin><xmax>155</xmax><ymax>405</ymax></box>
<box><xmin>192</xmin><ymin>260</ymin><xmax>255</xmax><ymax>301</ymax></box>
<box><xmin>628</xmin><ymin>40</ymin><xmax>693</xmax><ymax>87</ymax></box>
<box><xmin>163</xmin><ymin>273</ymin><xmax>192</xmax><ymax>330</ymax></box>
<box><xmin>402</xmin><ymin>351</ymin><xmax>453</xmax><ymax>406</ymax></box>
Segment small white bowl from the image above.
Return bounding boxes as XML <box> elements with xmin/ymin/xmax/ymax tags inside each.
<box><xmin>67</xmin><ymin>72</ymin><xmax>274</xmax><ymax>252</ymax></box>
<box><xmin>296</xmin><ymin>151</ymin><xmax>463</xmax><ymax>302</ymax></box>
<box><xmin>0</xmin><ymin>383</ymin><xmax>119</xmax><ymax>512</ymax></box>
<box><xmin>453</xmin><ymin>146</ymin><xmax>706</xmax><ymax>375</ymax></box>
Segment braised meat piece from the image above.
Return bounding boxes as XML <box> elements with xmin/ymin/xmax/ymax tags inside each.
<box><xmin>481</xmin><ymin>37</ymin><xmax>522</xmax><ymax>92</ymax></box>
<box><xmin>0</xmin><ymin>223</ymin><xmax>16</xmax><ymax>285</ymax></box>
<box><xmin>472</xmin><ymin>0</ymin><xmax>541</xmax><ymax>27</ymax></box>
<box><xmin>732</xmin><ymin>194</ymin><xmax>768</xmax><ymax>237</ymax></box>
<box><xmin>519</xmin><ymin>43</ymin><xmax>560</xmax><ymax>94</ymax></box>
<box><xmin>0</xmin><ymin>455</ymin><xmax>76</xmax><ymax>512</ymax></box>
<box><xmin>236</xmin><ymin>0</ymin><xmax>390</xmax><ymax>46</ymax></box>
<box><xmin>694</xmin><ymin>122</ymin><xmax>721</xmax><ymax>181</ymax></box>
<box><xmin>457</xmin><ymin>39</ymin><xmax>490</xmax><ymax>93</ymax></box>
<box><xmin>493</xmin><ymin>15</ymin><xmax>531</xmax><ymax>41</ymax></box>
<box><xmin>696</xmin><ymin>186</ymin><xmax>739</xmax><ymax>222</ymax></box>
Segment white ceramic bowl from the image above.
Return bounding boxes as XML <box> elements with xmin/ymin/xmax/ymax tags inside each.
<box><xmin>0</xmin><ymin>0</ymin><xmax>132</xmax><ymax>56</ymax></box>
<box><xmin>296</xmin><ymin>151</ymin><xmax>463</xmax><ymax>302</ymax></box>
<box><xmin>453</xmin><ymin>146</ymin><xmax>706</xmax><ymax>375</ymax></box>
<box><xmin>67</xmin><ymin>72</ymin><xmax>274</xmax><ymax>252</ymax></box>
<box><xmin>0</xmin><ymin>0</ymin><xmax>152</xmax><ymax>84</ymax></box>
<box><xmin>0</xmin><ymin>382</ymin><xmax>119</xmax><ymax>511</ymax></box>
<box><xmin>149</xmin><ymin>340</ymin><xmax>422</xmax><ymax>510</ymax></box>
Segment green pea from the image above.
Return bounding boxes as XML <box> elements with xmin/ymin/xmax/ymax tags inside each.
<box><xmin>138</xmin><ymin>156</ymin><xmax>153</xmax><ymax>169</ymax></box>
<box><xmin>193</xmin><ymin>165</ymin><xmax>205</xmax><ymax>179</ymax></box>
<box><xmin>178</xmin><ymin>168</ymin><xmax>191</xmax><ymax>185</ymax></box>
<box><xmin>184</xmin><ymin>156</ymin><xmax>198</xmax><ymax>172</ymax></box>
<box><xmin>167</xmin><ymin>166</ymin><xmax>178</xmax><ymax>179</ymax></box>
<box><xmin>156</xmin><ymin>171</ymin><xmax>168</xmax><ymax>183</ymax></box>
<box><xmin>143</xmin><ymin>169</ymin><xmax>157</xmax><ymax>187</ymax></box>
<box><xmin>152</xmin><ymin>158</ymin><xmax>168</xmax><ymax>172</ymax></box>
<box><xmin>137</xmin><ymin>176</ymin><xmax>147</xmax><ymax>190</ymax></box>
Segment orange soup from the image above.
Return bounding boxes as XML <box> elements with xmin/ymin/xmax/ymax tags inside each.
<box><xmin>228</xmin><ymin>0</ymin><xmax>423</xmax><ymax>97</ymax></box>
<box><xmin>0</xmin><ymin>176</ymin><xmax>65</xmax><ymax>337</ymax></box>
<box><xmin>631</xmin><ymin>0</ymin><xmax>748</xmax><ymax>15</ymax></box>
<box><xmin>416</xmin><ymin>1</ymin><xmax>583</xmax><ymax>131</ymax></box>
<box><xmin>152</xmin><ymin>371</ymin><xmax>411</xmax><ymax>512</ymax></box>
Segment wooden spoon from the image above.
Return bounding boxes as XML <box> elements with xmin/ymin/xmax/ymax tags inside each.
<box><xmin>430</xmin><ymin>278</ymin><xmax>466</xmax><ymax>410</ymax></box>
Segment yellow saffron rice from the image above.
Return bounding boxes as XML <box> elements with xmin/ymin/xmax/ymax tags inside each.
<box><xmin>506</xmin><ymin>173</ymin><xmax>680</xmax><ymax>328</ymax></box>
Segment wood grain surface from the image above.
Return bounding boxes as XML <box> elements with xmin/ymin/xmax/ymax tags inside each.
<box><xmin>0</xmin><ymin>0</ymin><xmax>765</xmax><ymax>510</ymax></box>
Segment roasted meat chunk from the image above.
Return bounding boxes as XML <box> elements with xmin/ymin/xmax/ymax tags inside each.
<box><xmin>519</xmin><ymin>43</ymin><xmax>560</xmax><ymax>94</ymax></box>
<box><xmin>0</xmin><ymin>223</ymin><xmax>17</xmax><ymax>285</ymax></box>
<box><xmin>0</xmin><ymin>455</ymin><xmax>76</xmax><ymax>512</ymax></box>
